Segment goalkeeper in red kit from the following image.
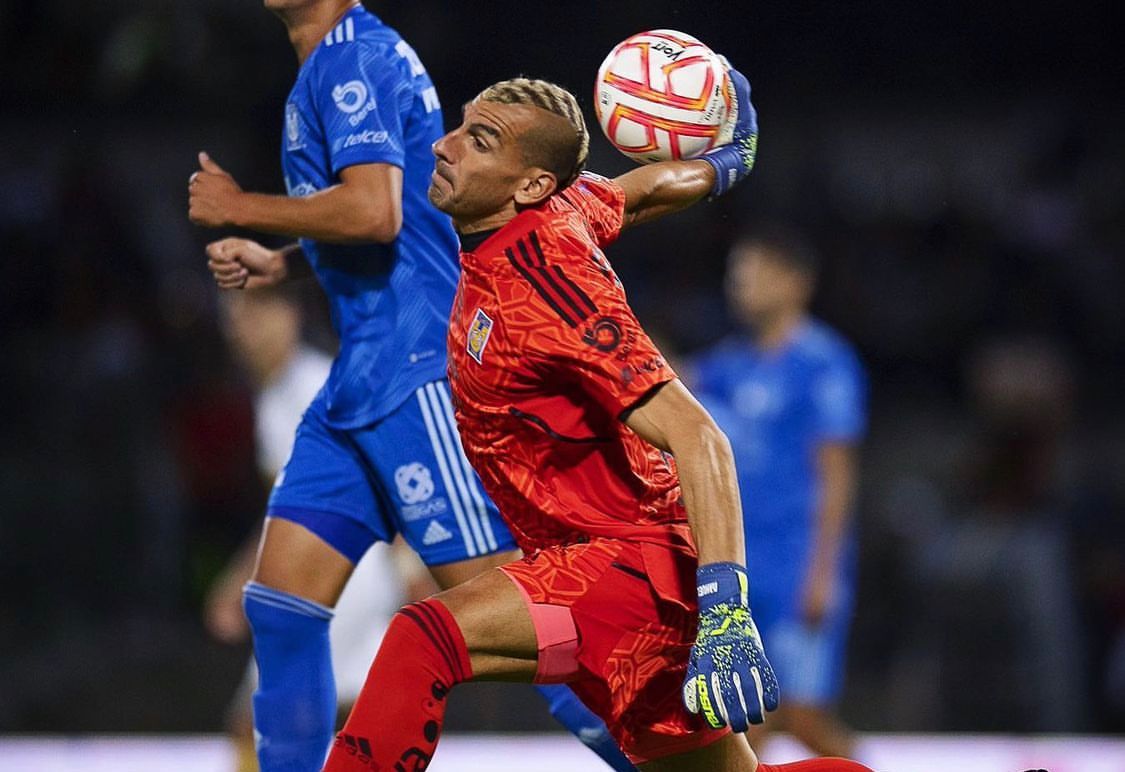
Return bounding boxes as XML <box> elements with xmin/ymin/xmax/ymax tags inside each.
<box><xmin>324</xmin><ymin>64</ymin><xmax>873</xmax><ymax>772</ymax></box>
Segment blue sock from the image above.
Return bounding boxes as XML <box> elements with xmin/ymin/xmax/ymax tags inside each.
<box><xmin>243</xmin><ymin>582</ymin><xmax>336</xmax><ymax>772</ymax></box>
<box><xmin>535</xmin><ymin>684</ymin><xmax>637</xmax><ymax>771</ymax></box>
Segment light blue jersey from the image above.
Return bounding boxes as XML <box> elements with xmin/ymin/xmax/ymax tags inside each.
<box><xmin>690</xmin><ymin>318</ymin><xmax>866</xmax><ymax>703</ymax></box>
<box><xmin>281</xmin><ymin>5</ymin><xmax>459</xmax><ymax>429</ymax></box>
<box><xmin>692</xmin><ymin>319</ymin><xmax>866</xmax><ymax>568</ymax></box>
<box><xmin>269</xmin><ymin>5</ymin><xmax>513</xmax><ymax>565</ymax></box>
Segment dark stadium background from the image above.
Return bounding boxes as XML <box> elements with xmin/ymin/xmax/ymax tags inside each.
<box><xmin>1</xmin><ymin>0</ymin><xmax>1122</xmax><ymax>736</ymax></box>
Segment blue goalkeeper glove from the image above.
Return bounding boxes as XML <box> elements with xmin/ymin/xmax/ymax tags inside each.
<box><xmin>701</xmin><ymin>66</ymin><xmax>758</xmax><ymax>198</ymax></box>
<box><xmin>682</xmin><ymin>562</ymin><xmax>779</xmax><ymax>732</ymax></box>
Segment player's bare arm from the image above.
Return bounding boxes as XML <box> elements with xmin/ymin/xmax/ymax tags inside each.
<box><xmin>610</xmin><ymin>63</ymin><xmax>758</xmax><ymax>230</ymax></box>
<box><xmin>623</xmin><ymin>378</ymin><xmax>745</xmax><ymax>567</ymax></box>
<box><xmin>615</xmin><ymin>160</ymin><xmax>715</xmax><ymax>230</ymax></box>
<box><xmin>189</xmin><ymin>151</ymin><xmax>403</xmax><ymax>243</ymax></box>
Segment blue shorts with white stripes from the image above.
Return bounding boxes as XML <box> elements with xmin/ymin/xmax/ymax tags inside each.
<box><xmin>267</xmin><ymin>378</ymin><xmax>517</xmax><ymax>565</ymax></box>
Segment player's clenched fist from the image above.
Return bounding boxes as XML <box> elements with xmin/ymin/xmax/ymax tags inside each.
<box><xmin>206</xmin><ymin>237</ymin><xmax>287</xmax><ymax>290</ymax></box>
<box><xmin>683</xmin><ymin>562</ymin><xmax>779</xmax><ymax>732</ymax></box>
<box><xmin>189</xmin><ymin>151</ymin><xmax>244</xmax><ymax>228</ymax></box>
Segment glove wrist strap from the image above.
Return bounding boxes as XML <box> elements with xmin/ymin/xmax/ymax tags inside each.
<box><xmin>696</xmin><ymin>561</ymin><xmax>749</xmax><ymax>611</ymax></box>
<box><xmin>702</xmin><ymin>133</ymin><xmax>757</xmax><ymax>198</ymax></box>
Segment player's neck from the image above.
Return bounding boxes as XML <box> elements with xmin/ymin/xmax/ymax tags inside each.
<box><xmin>454</xmin><ymin>207</ymin><xmax>519</xmax><ymax>238</ymax></box>
<box><xmin>280</xmin><ymin>0</ymin><xmax>359</xmax><ymax>64</ymax></box>
<box><xmin>751</xmin><ymin>309</ymin><xmax>805</xmax><ymax>350</ymax></box>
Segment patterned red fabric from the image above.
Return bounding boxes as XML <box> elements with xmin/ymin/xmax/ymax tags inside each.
<box><xmin>324</xmin><ymin>599</ymin><xmax>472</xmax><ymax>771</ymax></box>
<box><xmin>501</xmin><ymin>538</ymin><xmax>729</xmax><ymax>763</ymax></box>
<box><xmin>448</xmin><ymin>172</ymin><xmax>693</xmax><ymax>556</ymax></box>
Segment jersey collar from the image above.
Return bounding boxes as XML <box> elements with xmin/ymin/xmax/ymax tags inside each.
<box><xmin>458</xmin><ymin>228</ymin><xmax>502</xmax><ymax>253</ymax></box>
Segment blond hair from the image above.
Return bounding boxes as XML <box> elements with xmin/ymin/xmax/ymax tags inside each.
<box><xmin>476</xmin><ymin>78</ymin><xmax>589</xmax><ymax>190</ymax></box>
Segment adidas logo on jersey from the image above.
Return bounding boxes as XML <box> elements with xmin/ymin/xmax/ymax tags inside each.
<box><xmin>323</xmin><ymin>17</ymin><xmax>356</xmax><ymax>47</ymax></box>
<box><xmin>422</xmin><ymin>519</ymin><xmax>453</xmax><ymax>545</ymax></box>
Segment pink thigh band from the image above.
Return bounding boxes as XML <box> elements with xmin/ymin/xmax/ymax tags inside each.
<box><xmin>500</xmin><ymin>568</ymin><xmax>581</xmax><ymax>683</ymax></box>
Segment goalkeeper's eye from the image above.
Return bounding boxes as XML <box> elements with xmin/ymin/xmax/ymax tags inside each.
<box><xmin>466</xmin><ymin>126</ymin><xmax>496</xmax><ymax>152</ymax></box>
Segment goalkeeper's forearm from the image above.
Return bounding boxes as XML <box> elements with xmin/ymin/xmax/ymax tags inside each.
<box><xmin>614</xmin><ymin>160</ymin><xmax>715</xmax><ymax>230</ymax></box>
<box><xmin>623</xmin><ymin>379</ymin><xmax>745</xmax><ymax>566</ymax></box>
<box><xmin>670</xmin><ymin>414</ymin><xmax>746</xmax><ymax>567</ymax></box>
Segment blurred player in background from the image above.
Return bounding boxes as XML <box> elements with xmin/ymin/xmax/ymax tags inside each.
<box><xmin>690</xmin><ymin>229</ymin><xmax>866</xmax><ymax>759</ymax></box>
<box><xmin>188</xmin><ymin>1</ymin><xmax>631</xmax><ymax>770</ymax></box>
<box><xmin>205</xmin><ymin>286</ymin><xmax>419</xmax><ymax>772</ymax></box>
<box><xmin>324</xmin><ymin>71</ymin><xmax>871</xmax><ymax>772</ymax></box>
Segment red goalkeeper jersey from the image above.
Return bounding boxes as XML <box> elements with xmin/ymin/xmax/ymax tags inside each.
<box><xmin>447</xmin><ymin>172</ymin><xmax>694</xmax><ymax>555</ymax></box>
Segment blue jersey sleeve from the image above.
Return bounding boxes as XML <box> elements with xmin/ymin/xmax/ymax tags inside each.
<box><xmin>313</xmin><ymin>41</ymin><xmax>411</xmax><ymax>174</ymax></box>
<box><xmin>810</xmin><ymin>346</ymin><xmax>866</xmax><ymax>443</ymax></box>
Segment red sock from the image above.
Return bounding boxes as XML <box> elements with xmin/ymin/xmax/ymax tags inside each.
<box><xmin>323</xmin><ymin>599</ymin><xmax>472</xmax><ymax>771</ymax></box>
<box><xmin>759</xmin><ymin>760</ymin><xmax>874</xmax><ymax>772</ymax></box>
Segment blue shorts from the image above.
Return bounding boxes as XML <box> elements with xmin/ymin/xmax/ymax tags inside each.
<box><xmin>268</xmin><ymin>378</ymin><xmax>516</xmax><ymax>565</ymax></box>
<box><xmin>748</xmin><ymin>549</ymin><xmax>856</xmax><ymax>706</ymax></box>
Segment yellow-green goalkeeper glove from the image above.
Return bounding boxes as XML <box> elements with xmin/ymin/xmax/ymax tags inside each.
<box><xmin>701</xmin><ymin>66</ymin><xmax>758</xmax><ymax>197</ymax></box>
<box><xmin>682</xmin><ymin>562</ymin><xmax>780</xmax><ymax>731</ymax></box>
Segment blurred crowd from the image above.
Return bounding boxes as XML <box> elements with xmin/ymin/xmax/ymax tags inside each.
<box><xmin>1</xmin><ymin>0</ymin><xmax>1122</xmax><ymax>735</ymax></box>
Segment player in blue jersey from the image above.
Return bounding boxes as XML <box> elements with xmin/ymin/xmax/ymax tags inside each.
<box><xmin>188</xmin><ymin>2</ymin><xmax>633</xmax><ymax>771</ymax></box>
<box><xmin>689</xmin><ymin>227</ymin><xmax>867</xmax><ymax>759</ymax></box>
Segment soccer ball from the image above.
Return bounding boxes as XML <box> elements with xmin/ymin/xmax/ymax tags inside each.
<box><xmin>594</xmin><ymin>29</ymin><xmax>733</xmax><ymax>164</ymax></box>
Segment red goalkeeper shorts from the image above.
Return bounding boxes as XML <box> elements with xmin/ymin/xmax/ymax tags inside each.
<box><xmin>500</xmin><ymin>538</ymin><xmax>730</xmax><ymax>764</ymax></box>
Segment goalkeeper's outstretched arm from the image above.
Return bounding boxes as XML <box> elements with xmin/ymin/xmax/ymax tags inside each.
<box><xmin>615</xmin><ymin>159</ymin><xmax>716</xmax><ymax>229</ymax></box>
<box><xmin>614</xmin><ymin>66</ymin><xmax>759</xmax><ymax>229</ymax></box>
